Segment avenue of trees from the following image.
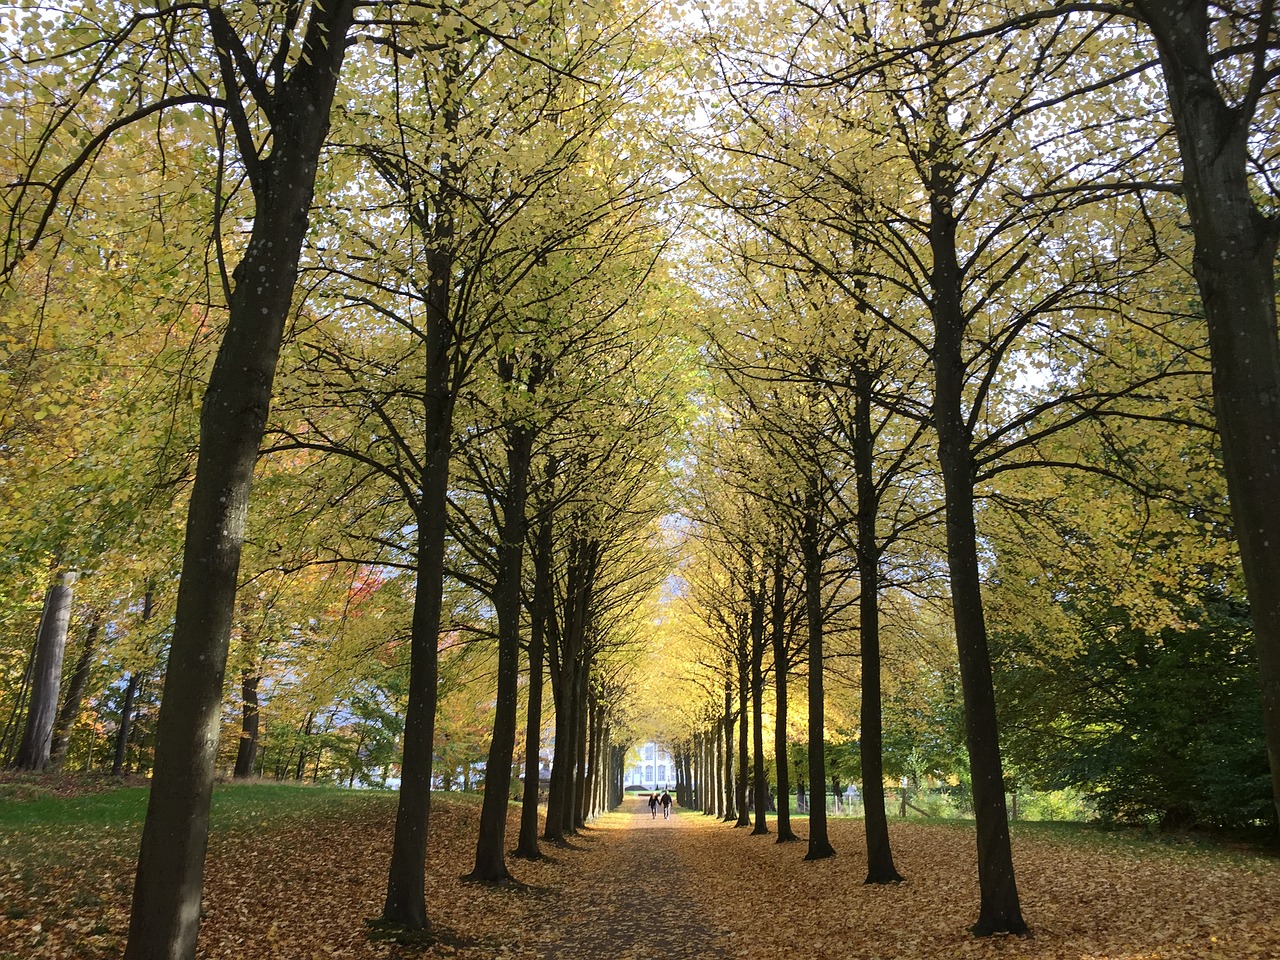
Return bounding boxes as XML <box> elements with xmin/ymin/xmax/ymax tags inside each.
<box><xmin>1</xmin><ymin>0</ymin><xmax>1277</xmax><ymax>954</ymax></box>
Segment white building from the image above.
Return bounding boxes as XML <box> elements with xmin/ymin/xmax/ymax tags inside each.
<box><xmin>624</xmin><ymin>740</ymin><xmax>676</xmax><ymax>790</ymax></box>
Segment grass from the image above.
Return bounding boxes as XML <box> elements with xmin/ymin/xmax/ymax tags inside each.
<box><xmin>0</xmin><ymin>777</ymin><xmax>398</xmax><ymax>869</ymax></box>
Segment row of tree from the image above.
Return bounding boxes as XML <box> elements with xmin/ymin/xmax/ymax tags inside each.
<box><xmin>3</xmin><ymin>0</ymin><xmax>1279</xmax><ymax>953</ymax></box>
<box><xmin>2</xmin><ymin>2</ymin><xmax>688</xmax><ymax>958</ymax></box>
<box><xmin>647</xmin><ymin>0</ymin><xmax>1278</xmax><ymax>940</ymax></box>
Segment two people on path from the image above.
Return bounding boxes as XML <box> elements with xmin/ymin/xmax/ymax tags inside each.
<box><xmin>648</xmin><ymin>791</ymin><xmax>673</xmax><ymax>819</ymax></box>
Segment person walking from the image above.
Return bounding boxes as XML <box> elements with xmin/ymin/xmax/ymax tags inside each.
<box><xmin>660</xmin><ymin>790</ymin><xmax>672</xmax><ymax>819</ymax></box>
<box><xmin>649</xmin><ymin>793</ymin><xmax>659</xmax><ymax>818</ymax></box>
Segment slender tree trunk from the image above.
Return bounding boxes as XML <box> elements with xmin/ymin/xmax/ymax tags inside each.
<box><xmin>1136</xmin><ymin>0</ymin><xmax>1280</xmax><ymax>837</ymax></box>
<box><xmin>49</xmin><ymin>608</ymin><xmax>102</xmax><ymax>772</ymax></box>
<box><xmin>543</xmin><ymin>656</ymin><xmax>574</xmax><ymax>843</ymax></box>
<box><xmin>114</xmin><ymin>589</ymin><xmax>154</xmax><ymax>778</ymax></box>
<box><xmin>126</xmin><ymin>11</ymin><xmax>359</xmax><ymax>958</ymax></box>
<box><xmin>750</xmin><ymin>595</ymin><xmax>769</xmax><ymax>836</ymax></box>
<box><xmin>232</xmin><ymin>670</ymin><xmax>260</xmax><ymax>779</ymax></box>
<box><xmin>15</xmin><ymin>571</ymin><xmax>77</xmax><ymax>772</ymax></box>
<box><xmin>735</xmin><ymin>641</ymin><xmax>751</xmax><ymax>828</ymax></box>
<box><xmin>113</xmin><ymin>672</ymin><xmax>140</xmax><ymax>777</ymax></box>
<box><xmin>1</xmin><ymin>635</ymin><xmax>37</xmax><ymax>766</ymax></box>
<box><xmin>514</xmin><ymin>519</ymin><xmax>550</xmax><ymax>860</ymax></box>
<box><xmin>930</xmin><ymin>147</ymin><xmax>1024</xmax><ymax>933</ymax></box>
<box><xmin>572</xmin><ymin>663</ymin><xmax>591</xmax><ymax>831</ymax></box>
<box><xmin>802</xmin><ymin>501</ymin><xmax>834</xmax><ymax>860</ymax></box>
<box><xmin>852</xmin><ymin>376</ymin><xmax>903</xmax><ymax>884</ymax></box>
<box><xmin>770</xmin><ymin>559</ymin><xmax>798</xmax><ymax>842</ymax></box>
<box><xmin>715</xmin><ymin>719</ymin><xmax>726</xmax><ymax>817</ymax></box>
<box><xmin>295</xmin><ymin>711</ymin><xmax>314</xmax><ymax>781</ymax></box>
<box><xmin>469</xmin><ymin>422</ymin><xmax>533</xmax><ymax>882</ymax></box>
<box><xmin>707</xmin><ymin>724</ymin><xmax>715</xmax><ymax>815</ymax></box>
<box><xmin>721</xmin><ymin>681</ymin><xmax>735</xmax><ymax>822</ymax></box>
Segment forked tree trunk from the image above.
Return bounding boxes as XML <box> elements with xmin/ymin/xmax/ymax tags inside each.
<box><xmin>49</xmin><ymin>608</ymin><xmax>102</xmax><ymax>771</ymax></box>
<box><xmin>1136</xmin><ymin>0</ymin><xmax>1280</xmax><ymax>837</ymax></box>
<box><xmin>15</xmin><ymin>571</ymin><xmax>77</xmax><ymax>772</ymax></box>
<box><xmin>114</xmin><ymin>589</ymin><xmax>153</xmax><ymax>778</ymax></box>
<box><xmin>113</xmin><ymin>672</ymin><xmax>140</xmax><ymax>777</ymax></box>
<box><xmin>126</xmin><ymin>9</ymin><xmax>359</xmax><ymax>958</ymax></box>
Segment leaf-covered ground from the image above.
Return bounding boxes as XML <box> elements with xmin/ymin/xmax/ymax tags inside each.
<box><xmin>2</xmin><ymin>787</ymin><xmax>1278</xmax><ymax>959</ymax></box>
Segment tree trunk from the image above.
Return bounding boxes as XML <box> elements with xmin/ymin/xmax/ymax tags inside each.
<box><xmin>930</xmin><ymin>150</ymin><xmax>1025</xmax><ymax>934</ymax></box>
<box><xmin>543</xmin><ymin>654</ymin><xmax>574</xmax><ymax>843</ymax></box>
<box><xmin>750</xmin><ymin>593</ymin><xmax>769</xmax><ymax>836</ymax></box>
<box><xmin>721</xmin><ymin>680</ymin><xmax>735</xmax><ymax>821</ymax></box>
<box><xmin>1136</xmin><ymin>0</ymin><xmax>1280</xmax><ymax>837</ymax></box>
<box><xmin>113</xmin><ymin>672</ymin><xmax>140</xmax><ymax>777</ymax></box>
<box><xmin>15</xmin><ymin>571</ymin><xmax>77</xmax><ymax>772</ymax></box>
<box><xmin>852</xmin><ymin>375</ymin><xmax>903</xmax><ymax>884</ymax></box>
<box><xmin>571</xmin><ymin>662</ymin><xmax>591</xmax><ymax>831</ymax></box>
<box><xmin>49</xmin><ymin>607</ymin><xmax>101</xmax><ymax>771</ymax></box>
<box><xmin>114</xmin><ymin>589</ymin><xmax>154</xmax><ymax>778</ymax></box>
<box><xmin>770</xmin><ymin>558</ymin><xmax>798</xmax><ymax>842</ymax></box>
<box><xmin>233</xmin><ymin>670</ymin><xmax>260</xmax><ymax>779</ymax></box>
<box><xmin>735</xmin><ymin>638</ymin><xmax>751</xmax><ymax>827</ymax></box>
<box><xmin>802</xmin><ymin>501</ymin><xmax>835</xmax><ymax>860</ymax></box>
<box><xmin>469</xmin><ymin>421</ymin><xmax>533</xmax><ymax>883</ymax></box>
<box><xmin>125</xmin><ymin>10</ymin><xmax>359</xmax><ymax>958</ymax></box>
<box><xmin>515</xmin><ymin>517</ymin><xmax>551</xmax><ymax>860</ymax></box>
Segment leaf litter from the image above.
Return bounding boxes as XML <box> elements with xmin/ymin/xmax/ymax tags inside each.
<box><xmin>1</xmin><ymin>790</ymin><xmax>1278</xmax><ymax>959</ymax></box>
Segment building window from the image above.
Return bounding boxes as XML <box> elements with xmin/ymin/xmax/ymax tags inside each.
<box><xmin>657</xmin><ymin>764</ymin><xmax>666</xmax><ymax>784</ymax></box>
<box><xmin>644</xmin><ymin>744</ymin><xmax>654</xmax><ymax>760</ymax></box>
<box><xmin>645</xmin><ymin>764</ymin><xmax>653</xmax><ymax>782</ymax></box>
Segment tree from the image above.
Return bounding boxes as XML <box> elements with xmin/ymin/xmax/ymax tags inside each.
<box><xmin>3</xmin><ymin>5</ymin><xmax>363</xmax><ymax>955</ymax></box>
<box><xmin>1101</xmin><ymin>0</ymin><xmax>1280</xmax><ymax>837</ymax></box>
<box><xmin>12</xmin><ymin>571</ymin><xmax>77</xmax><ymax>771</ymax></box>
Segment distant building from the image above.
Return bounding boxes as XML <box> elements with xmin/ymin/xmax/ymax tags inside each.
<box><xmin>624</xmin><ymin>741</ymin><xmax>676</xmax><ymax>790</ymax></box>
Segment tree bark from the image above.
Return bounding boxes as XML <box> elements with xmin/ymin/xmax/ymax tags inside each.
<box><xmin>735</xmin><ymin>636</ymin><xmax>751</xmax><ymax>827</ymax></box>
<box><xmin>802</xmin><ymin>499</ymin><xmax>835</xmax><ymax>860</ymax></box>
<box><xmin>49</xmin><ymin>607</ymin><xmax>101</xmax><ymax>771</ymax></box>
<box><xmin>572</xmin><ymin>662</ymin><xmax>591</xmax><ymax>831</ymax></box>
<box><xmin>232</xmin><ymin>670</ymin><xmax>260</xmax><ymax>779</ymax></box>
<box><xmin>469</xmin><ymin>421</ymin><xmax>533</xmax><ymax>882</ymax></box>
<box><xmin>515</xmin><ymin>516</ymin><xmax>552</xmax><ymax>860</ymax></box>
<box><xmin>15</xmin><ymin>571</ymin><xmax>77</xmax><ymax>772</ymax></box>
<box><xmin>750</xmin><ymin>592</ymin><xmax>769</xmax><ymax>836</ymax></box>
<box><xmin>769</xmin><ymin>558</ymin><xmax>799</xmax><ymax>842</ymax></box>
<box><xmin>126</xmin><ymin>9</ymin><xmax>358</xmax><ymax>958</ymax></box>
<box><xmin>114</xmin><ymin>589</ymin><xmax>154</xmax><ymax>777</ymax></box>
<box><xmin>113</xmin><ymin>672</ymin><xmax>140</xmax><ymax>777</ymax></box>
<box><xmin>721</xmin><ymin>679</ymin><xmax>736</xmax><ymax>821</ymax></box>
<box><xmin>929</xmin><ymin>144</ymin><xmax>1025</xmax><ymax>933</ymax></box>
<box><xmin>1134</xmin><ymin>0</ymin><xmax>1280</xmax><ymax>836</ymax></box>
<box><xmin>382</xmin><ymin>233</ymin><xmax>457</xmax><ymax>924</ymax></box>
<box><xmin>851</xmin><ymin>374</ymin><xmax>903</xmax><ymax>884</ymax></box>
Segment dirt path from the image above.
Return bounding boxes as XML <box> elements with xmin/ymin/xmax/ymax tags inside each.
<box><xmin>534</xmin><ymin>795</ymin><xmax>730</xmax><ymax>960</ymax></box>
